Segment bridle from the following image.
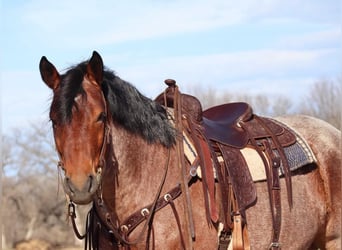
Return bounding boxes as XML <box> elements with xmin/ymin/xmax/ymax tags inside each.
<box><xmin>54</xmin><ymin>88</ymin><xmax>111</xmax><ymax>240</ymax></box>
<box><xmin>61</xmin><ymin>89</ymin><xmax>186</xmax><ymax>249</ymax></box>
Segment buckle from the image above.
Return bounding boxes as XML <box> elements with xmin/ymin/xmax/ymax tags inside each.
<box><xmin>269</xmin><ymin>242</ymin><xmax>281</xmax><ymax>249</ymax></box>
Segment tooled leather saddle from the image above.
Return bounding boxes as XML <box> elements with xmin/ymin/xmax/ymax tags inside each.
<box><xmin>155</xmin><ymin>79</ymin><xmax>296</xmax><ymax>249</ymax></box>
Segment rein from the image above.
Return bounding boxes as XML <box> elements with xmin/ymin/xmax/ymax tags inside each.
<box><xmin>68</xmin><ymin>202</ymin><xmax>89</xmax><ymax>240</ymax></box>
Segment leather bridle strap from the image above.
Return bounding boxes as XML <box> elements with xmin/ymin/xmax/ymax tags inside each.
<box><xmin>94</xmin><ymin>148</ymin><xmax>172</xmax><ymax>246</ymax></box>
<box><xmin>120</xmin><ymin>185</ymin><xmax>182</xmax><ymax>236</ymax></box>
<box><xmin>68</xmin><ymin>202</ymin><xmax>87</xmax><ymax>239</ymax></box>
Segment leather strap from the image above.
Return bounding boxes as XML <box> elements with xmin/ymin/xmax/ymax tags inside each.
<box><xmin>186</xmin><ymin>119</ymin><xmax>214</xmax><ymax>224</ymax></box>
<box><xmin>93</xmin><ymin>148</ymin><xmax>172</xmax><ymax>247</ymax></box>
<box><xmin>120</xmin><ymin>185</ymin><xmax>182</xmax><ymax>236</ymax></box>
<box><xmin>232</xmin><ymin>214</ymin><xmax>244</xmax><ymax>250</ymax></box>
<box><xmin>198</xmin><ymin>136</ymin><xmax>219</xmax><ymax>222</ymax></box>
<box><xmin>248</xmin><ymin>137</ymin><xmax>282</xmax><ymax>249</ymax></box>
<box><xmin>264</xmin><ymin>140</ymin><xmax>282</xmax><ymax>249</ymax></box>
<box><xmin>255</xmin><ymin>116</ymin><xmax>292</xmax><ymax>208</ymax></box>
<box><xmin>208</xmin><ymin>141</ymin><xmax>231</xmax><ymax>230</ymax></box>
<box><xmin>173</xmin><ymin>84</ymin><xmax>196</xmax><ymax>244</ymax></box>
<box><xmin>241</xmin><ymin>116</ymin><xmax>292</xmax><ymax>249</ymax></box>
<box><xmin>169</xmin><ymin>199</ymin><xmax>186</xmax><ymax>249</ymax></box>
<box><xmin>68</xmin><ymin>202</ymin><xmax>87</xmax><ymax>240</ymax></box>
<box><xmin>243</xmin><ymin>224</ymin><xmax>251</xmax><ymax>250</ymax></box>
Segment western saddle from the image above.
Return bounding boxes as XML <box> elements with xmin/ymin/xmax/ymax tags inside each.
<box><xmin>155</xmin><ymin>79</ymin><xmax>296</xmax><ymax>250</ymax></box>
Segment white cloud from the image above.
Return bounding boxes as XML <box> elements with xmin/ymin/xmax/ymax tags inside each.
<box><xmin>110</xmin><ymin>47</ymin><xmax>337</xmax><ymax>96</ymax></box>
<box><xmin>123</xmin><ymin>48</ymin><xmax>335</xmax><ymax>78</ymax></box>
<box><xmin>1</xmin><ymin>46</ymin><xmax>338</xmax><ymax>132</ymax></box>
<box><xmin>222</xmin><ymin>77</ymin><xmax>317</xmax><ymax>97</ymax></box>
<box><xmin>1</xmin><ymin>70</ymin><xmax>51</xmax><ymax>132</ymax></box>
<box><xmin>275</xmin><ymin>28</ymin><xmax>341</xmax><ymax>49</ymax></box>
<box><xmin>14</xmin><ymin>0</ymin><xmax>339</xmax><ymax>48</ymax></box>
<box><xmin>20</xmin><ymin>0</ymin><xmax>245</xmax><ymax>46</ymax></box>
<box><xmin>2</xmin><ymin>0</ymin><xmax>340</xmax><ymax>131</ymax></box>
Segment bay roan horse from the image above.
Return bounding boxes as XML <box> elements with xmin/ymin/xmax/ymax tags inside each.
<box><xmin>39</xmin><ymin>51</ymin><xmax>341</xmax><ymax>249</ymax></box>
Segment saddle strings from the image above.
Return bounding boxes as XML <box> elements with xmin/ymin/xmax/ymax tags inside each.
<box><xmin>173</xmin><ymin>84</ymin><xmax>196</xmax><ymax>247</ymax></box>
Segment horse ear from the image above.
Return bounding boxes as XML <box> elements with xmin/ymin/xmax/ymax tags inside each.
<box><xmin>87</xmin><ymin>51</ymin><xmax>104</xmax><ymax>85</ymax></box>
<box><xmin>39</xmin><ymin>56</ymin><xmax>60</xmax><ymax>90</ymax></box>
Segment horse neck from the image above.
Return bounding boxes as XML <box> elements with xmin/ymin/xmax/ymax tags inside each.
<box><xmin>102</xmin><ymin>122</ymin><xmax>177</xmax><ymax>215</ymax></box>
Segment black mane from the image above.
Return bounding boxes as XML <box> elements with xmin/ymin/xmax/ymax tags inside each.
<box><xmin>51</xmin><ymin>61</ymin><xmax>176</xmax><ymax>148</ymax></box>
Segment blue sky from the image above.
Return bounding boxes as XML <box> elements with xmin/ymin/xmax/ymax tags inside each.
<box><xmin>1</xmin><ymin>0</ymin><xmax>341</xmax><ymax>132</ymax></box>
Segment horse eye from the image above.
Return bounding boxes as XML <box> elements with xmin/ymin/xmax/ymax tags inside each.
<box><xmin>97</xmin><ymin>112</ymin><xmax>106</xmax><ymax>123</ymax></box>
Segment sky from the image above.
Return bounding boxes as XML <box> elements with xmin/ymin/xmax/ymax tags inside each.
<box><xmin>1</xmin><ymin>0</ymin><xmax>341</xmax><ymax>133</ymax></box>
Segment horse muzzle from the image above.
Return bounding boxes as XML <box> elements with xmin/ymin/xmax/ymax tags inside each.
<box><xmin>62</xmin><ymin>169</ymin><xmax>102</xmax><ymax>205</ymax></box>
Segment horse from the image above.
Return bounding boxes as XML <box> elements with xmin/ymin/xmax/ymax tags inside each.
<box><xmin>39</xmin><ymin>51</ymin><xmax>341</xmax><ymax>249</ymax></box>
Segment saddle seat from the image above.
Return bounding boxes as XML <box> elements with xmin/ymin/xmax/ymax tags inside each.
<box><xmin>202</xmin><ymin>102</ymin><xmax>253</xmax><ymax>148</ymax></box>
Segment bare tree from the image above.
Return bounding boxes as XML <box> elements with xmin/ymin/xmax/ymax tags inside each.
<box><xmin>271</xmin><ymin>95</ymin><xmax>293</xmax><ymax>117</ymax></box>
<box><xmin>1</xmin><ymin>123</ymin><xmax>77</xmax><ymax>248</ymax></box>
<box><xmin>184</xmin><ymin>83</ymin><xmax>294</xmax><ymax>117</ymax></box>
<box><xmin>299</xmin><ymin>78</ymin><xmax>341</xmax><ymax>129</ymax></box>
<box><xmin>184</xmin><ymin>84</ymin><xmax>229</xmax><ymax>110</ymax></box>
<box><xmin>183</xmin><ymin>79</ymin><xmax>340</xmax><ymax>128</ymax></box>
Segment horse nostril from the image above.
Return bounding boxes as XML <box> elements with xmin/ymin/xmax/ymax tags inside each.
<box><xmin>65</xmin><ymin>176</ymin><xmax>70</xmax><ymax>184</ymax></box>
<box><xmin>88</xmin><ymin>175</ymin><xmax>93</xmax><ymax>192</ymax></box>
<box><xmin>65</xmin><ymin>177</ymin><xmax>75</xmax><ymax>194</ymax></box>
<box><xmin>63</xmin><ymin>175</ymin><xmax>96</xmax><ymax>195</ymax></box>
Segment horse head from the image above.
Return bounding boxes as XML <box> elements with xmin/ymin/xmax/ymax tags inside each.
<box><xmin>39</xmin><ymin>51</ymin><xmax>107</xmax><ymax>204</ymax></box>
